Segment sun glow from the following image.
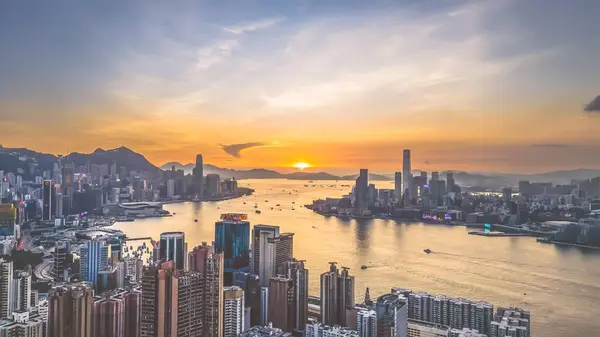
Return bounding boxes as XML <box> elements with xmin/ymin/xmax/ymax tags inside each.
<box><xmin>293</xmin><ymin>162</ymin><xmax>311</xmax><ymax>170</ymax></box>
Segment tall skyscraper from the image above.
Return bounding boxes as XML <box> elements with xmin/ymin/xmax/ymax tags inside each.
<box><xmin>215</xmin><ymin>214</ymin><xmax>250</xmax><ymax>284</ymax></box>
<box><xmin>140</xmin><ymin>261</ymin><xmax>177</xmax><ymax>337</ymax></box>
<box><xmin>188</xmin><ymin>243</ymin><xmax>224</xmax><ymax>337</ymax></box>
<box><xmin>177</xmin><ymin>271</ymin><xmax>205</xmax><ymax>337</ymax></box>
<box><xmin>402</xmin><ymin>149</ymin><xmax>412</xmax><ymax>201</ymax></box>
<box><xmin>193</xmin><ymin>154</ymin><xmax>204</xmax><ymax>199</ymax></box>
<box><xmin>357</xmin><ymin>310</ymin><xmax>377</xmax><ymax>337</ymax></box>
<box><xmin>260</xmin><ymin>287</ymin><xmax>269</xmax><ymax>327</ymax></box>
<box><xmin>232</xmin><ymin>272</ymin><xmax>261</xmax><ymax>327</ymax></box>
<box><xmin>223</xmin><ymin>286</ymin><xmax>245</xmax><ymax>337</ymax></box>
<box><xmin>268</xmin><ymin>277</ymin><xmax>295</xmax><ymax>333</ymax></box>
<box><xmin>159</xmin><ymin>232</ymin><xmax>186</xmax><ymax>270</ymax></box>
<box><xmin>320</xmin><ymin>263</ymin><xmax>355</xmax><ymax>327</ymax></box>
<box><xmin>48</xmin><ymin>282</ymin><xmax>94</xmax><ymax>337</ymax></box>
<box><xmin>279</xmin><ymin>259</ymin><xmax>309</xmax><ymax>334</ymax></box>
<box><xmin>92</xmin><ymin>293</ymin><xmax>125</xmax><ymax>337</ymax></box>
<box><xmin>80</xmin><ymin>240</ymin><xmax>108</xmax><ymax>290</ymax></box>
<box><xmin>354</xmin><ymin>169</ymin><xmax>368</xmax><ymax>213</ymax></box>
<box><xmin>124</xmin><ymin>290</ymin><xmax>142</xmax><ymax>337</ymax></box>
<box><xmin>11</xmin><ymin>266</ymin><xmax>32</xmax><ymax>313</ymax></box>
<box><xmin>53</xmin><ymin>241</ymin><xmax>70</xmax><ymax>282</ymax></box>
<box><xmin>251</xmin><ymin>225</ymin><xmax>279</xmax><ymax>284</ymax></box>
<box><xmin>0</xmin><ymin>259</ymin><xmax>13</xmax><ymax>319</ymax></box>
<box><xmin>42</xmin><ymin>180</ymin><xmax>53</xmax><ymax>220</ymax></box>
<box><xmin>446</xmin><ymin>172</ymin><xmax>455</xmax><ymax>193</ymax></box>
<box><xmin>375</xmin><ymin>294</ymin><xmax>407</xmax><ymax>337</ymax></box>
<box><xmin>394</xmin><ymin>172</ymin><xmax>402</xmax><ymax>204</ymax></box>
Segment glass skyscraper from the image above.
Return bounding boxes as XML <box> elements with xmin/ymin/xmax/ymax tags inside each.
<box><xmin>159</xmin><ymin>232</ymin><xmax>186</xmax><ymax>270</ymax></box>
<box><xmin>215</xmin><ymin>214</ymin><xmax>250</xmax><ymax>284</ymax></box>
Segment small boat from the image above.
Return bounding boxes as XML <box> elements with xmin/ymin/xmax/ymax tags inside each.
<box><xmin>194</xmin><ymin>219</ymin><xmax>198</xmax><ymax>222</ymax></box>
<box><xmin>361</xmin><ymin>265</ymin><xmax>368</xmax><ymax>270</ymax></box>
<box><xmin>265</xmin><ymin>200</ymin><xmax>268</xmax><ymax>202</ymax></box>
<box><xmin>292</xmin><ymin>202</ymin><xmax>295</xmax><ymax>204</ymax></box>
<box><xmin>312</xmin><ymin>226</ymin><xmax>317</xmax><ymax>229</ymax></box>
<box><xmin>255</xmin><ymin>210</ymin><xmax>262</xmax><ymax>214</ymax></box>
<box><xmin>243</xmin><ymin>202</ymin><xmax>246</xmax><ymax>205</ymax></box>
<box><xmin>276</xmin><ymin>204</ymin><xmax>281</xmax><ymax>206</ymax></box>
<box><xmin>424</xmin><ymin>249</ymin><xmax>432</xmax><ymax>254</ymax></box>
<box><xmin>173</xmin><ymin>212</ymin><xmax>176</xmax><ymax>215</ymax></box>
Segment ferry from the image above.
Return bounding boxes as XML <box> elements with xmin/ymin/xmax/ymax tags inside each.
<box><xmin>424</xmin><ymin>249</ymin><xmax>432</xmax><ymax>254</ymax></box>
<box><xmin>255</xmin><ymin>210</ymin><xmax>262</xmax><ymax>214</ymax></box>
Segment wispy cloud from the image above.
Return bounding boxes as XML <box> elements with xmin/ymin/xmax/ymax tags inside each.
<box><xmin>224</xmin><ymin>17</ymin><xmax>284</xmax><ymax>34</ymax></box>
<box><xmin>584</xmin><ymin>95</ymin><xmax>600</xmax><ymax>113</ymax></box>
<box><xmin>196</xmin><ymin>40</ymin><xmax>239</xmax><ymax>70</ymax></box>
<box><xmin>221</xmin><ymin>142</ymin><xmax>265</xmax><ymax>158</ymax></box>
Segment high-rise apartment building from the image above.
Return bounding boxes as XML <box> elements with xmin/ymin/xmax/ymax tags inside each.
<box><xmin>80</xmin><ymin>240</ymin><xmax>109</xmax><ymax>290</ymax></box>
<box><xmin>279</xmin><ymin>259</ymin><xmax>309</xmax><ymax>333</ymax></box>
<box><xmin>305</xmin><ymin>322</ymin><xmax>359</xmax><ymax>337</ymax></box>
<box><xmin>42</xmin><ymin>180</ymin><xmax>53</xmax><ymax>220</ymax></box>
<box><xmin>268</xmin><ymin>277</ymin><xmax>295</xmax><ymax>332</ymax></box>
<box><xmin>0</xmin><ymin>259</ymin><xmax>13</xmax><ymax>319</ymax></box>
<box><xmin>11</xmin><ymin>266</ymin><xmax>32</xmax><ymax>313</ymax></box>
<box><xmin>0</xmin><ymin>311</ymin><xmax>44</xmax><ymax>337</ymax></box>
<box><xmin>215</xmin><ymin>214</ymin><xmax>250</xmax><ymax>284</ymax></box>
<box><xmin>159</xmin><ymin>232</ymin><xmax>186</xmax><ymax>270</ymax></box>
<box><xmin>233</xmin><ymin>272</ymin><xmax>261</xmax><ymax>327</ymax></box>
<box><xmin>402</xmin><ymin>150</ymin><xmax>412</xmax><ymax>201</ymax></box>
<box><xmin>356</xmin><ymin>310</ymin><xmax>377</xmax><ymax>337</ymax></box>
<box><xmin>140</xmin><ymin>261</ymin><xmax>177</xmax><ymax>337</ymax></box>
<box><xmin>53</xmin><ymin>241</ymin><xmax>70</xmax><ymax>282</ymax></box>
<box><xmin>489</xmin><ymin>307</ymin><xmax>530</xmax><ymax>337</ymax></box>
<box><xmin>375</xmin><ymin>294</ymin><xmax>408</xmax><ymax>337</ymax></box>
<box><xmin>320</xmin><ymin>263</ymin><xmax>355</xmax><ymax>327</ymax></box>
<box><xmin>260</xmin><ymin>287</ymin><xmax>269</xmax><ymax>326</ymax></box>
<box><xmin>223</xmin><ymin>286</ymin><xmax>244</xmax><ymax>337</ymax></box>
<box><xmin>123</xmin><ymin>290</ymin><xmax>142</xmax><ymax>337</ymax></box>
<box><xmin>48</xmin><ymin>282</ymin><xmax>94</xmax><ymax>337</ymax></box>
<box><xmin>92</xmin><ymin>293</ymin><xmax>125</xmax><ymax>337</ymax></box>
<box><xmin>177</xmin><ymin>271</ymin><xmax>205</xmax><ymax>337</ymax></box>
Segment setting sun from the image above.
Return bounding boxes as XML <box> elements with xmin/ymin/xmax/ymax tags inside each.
<box><xmin>292</xmin><ymin>162</ymin><xmax>311</xmax><ymax>170</ymax></box>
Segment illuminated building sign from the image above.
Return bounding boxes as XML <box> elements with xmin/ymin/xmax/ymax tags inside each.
<box><xmin>220</xmin><ymin>213</ymin><xmax>248</xmax><ymax>221</ymax></box>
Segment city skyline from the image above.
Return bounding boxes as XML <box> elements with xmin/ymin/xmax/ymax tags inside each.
<box><xmin>1</xmin><ymin>0</ymin><xmax>600</xmax><ymax>173</ymax></box>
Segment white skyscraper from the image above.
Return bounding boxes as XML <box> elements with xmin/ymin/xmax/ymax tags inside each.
<box><xmin>402</xmin><ymin>149</ymin><xmax>412</xmax><ymax>202</ymax></box>
<box><xmin>0</xmin><ymin>259</ymin><xmax>14</xmax><ymax>319</ymax></box>
<box><xmin>357</xmin><ymin>310</ymin><xmax>377</xmax><ymax>337</ymax></box>
<box><xmin>251</xmin><ymin>225</ymin><xmax>280</xmax><ymax>287</ymax></box>
<box><xmin>223</xmin><ymin>286</ymin><xmax>245</xmax><ymax>337</ymax></box>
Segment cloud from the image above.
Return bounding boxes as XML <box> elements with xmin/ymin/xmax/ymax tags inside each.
<box><xmin>530</xmin><ymin>143</ymin><xmax>570</xmax><ymax>148</ymax></box>
<box><xmin>196</xmin><ymin>40</ymin><xmax>239</xmax><ymax>70</ymax></box>
<box><xmin>220</xmin><ymin>142</ymin><xmax>265</xmax><ymax>158</ymax></box>
<box><xmin>224</xmin><ymin>17</ymin><xmax>284</xmax><ymax>34</ymax></box>
<box><xmin>584</xmin><ymin>95</ymin><xmax>600</xmax><ymax>112</ymax></box>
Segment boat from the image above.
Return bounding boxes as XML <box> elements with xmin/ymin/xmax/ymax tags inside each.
<box><xmin>173</xmin><ymin>212</ymin><xmax>176</xmax><ymax>215</ymax></box>
<box><xmin>424</xmin><ymin>249</ymin><xmax>432</xmax><ymax>254</ymax></box>
<box><xmin>265</xmin><ymin>200</ymin><xmax>268</xmax><ymax>202</ymax></box>
<box><xmin>254</xmin><ymin>203</ymin><xmax>258</xmax><ymax>209</ymax></box>
<box><xmin>276</xmin><ymin>204</ymin><xmax>281</xmax><ymax>206</ymax></box>
<box><xmin>255</xmin><ymin>210</ymin><xmax>262</xmax><ymax>214</ymax></box>
<box><xmin>292</xmin><ymin>202</ymin><xmax>295</xmax><ymax>204</ymax></box>
<box><xmin>194</xmin><ymin>219</ymin><xmax>198</xmax><ymax>222</ymax></box>
<box><xmin>361</xmin><ymin>265</ymin><xmax>368</xmax><ymax>270</ymax></box>
<box><xmin>312</xmin><ymin>226</ymin><xmax>317</xmax><ymax>229</ymax></box>
<box><xmin>243</xmin><ymin>202</ymin><xmax>246</xmax><ymax>205</ymax></box>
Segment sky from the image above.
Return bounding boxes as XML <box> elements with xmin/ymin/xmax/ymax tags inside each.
<box><xmin>1</xmin><ymin>0</ymin><xmax>600</xmax><ymax>174</ymax></box>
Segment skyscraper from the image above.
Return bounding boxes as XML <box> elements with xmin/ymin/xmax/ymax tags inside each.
<box><xmin>320</xmin><ymin>263</ymin><xmax>355</xmax><ymax>327</ymax></box>
<box><xmin>215</xmin><ymin>214</ymin><xmax>250</xmax><ymax>284</ymax></box>
<box><xmin>140</xmin><ymin>261</ymin><xmax>177</xmax><ymax>337</ymax></box>
<box><xmin>232</xmin><ymin>272</ymin><xmax>261</xmax><ymax>327</ymax></box>
<box><xmin>42</xmin><ymin>180</ymin><xmax>53</xmax><ymax>220</ymax></box>
<box><xmin>223</xmin><ymin>286</ymin><xmax>245</xmax><ymax>337</ymax></box>
<box><xmin>394</xmin><ymin>172</ymin><xmax>402</xmax><ymax>204</ymax></box>
<box><xmin>159</xmin><ymin>232</ymin><xmax>186</xmax><ymax>270</ymax></box>
<box><xmin>251</xmin><ymin>225</ymin><xmax>279</xmax><ymax>285</ymax></box>
<box><xmin>206</xmin><ymin>174</ymin><xmax>221</xmax><ymax>197</ymax></box>
<box><xmin>375</xmin><ymin>294</ymin><xmax>407</xmax><ymax>337</ymax></box>
<box><xmin>354</xmin><ymin>169</ymin><xmax>368</xmax><ymax>213</ymax></box>
<box><xmin>48</xmin><ymin>282</ymin><xmax>94</xmax><ymax>337</ymax></box>
<box><xmin>402</xmin><ymin>150</ymin><xmax>412</xmax><ymax>201</ymax></box>
<box><xmin>0</xmin><ymin>258</ymin><xmax>13</xmax><ymax>319</ymax></box>
<box><xmin>260</xmin><ymin>287</ymin><xmax>269</xmax><ymax>326</ymax></box>
<box><xmin>53</xmin><ymin>241</ymin><xmax>70</xmax><ymax>282</ymax></box>
<box><xmin>279</xmin><ymin>259</ymin><xmax>309</xmax><ymax>333</ymax></box>
<box><xmin>92</xmin><ymin>293</ymin><xmax>125</xmax><ymax>337</ymax></box>
<box><xmin>446</xmin><ymin>172</ymin><xmax>455</xmax><ymax>193</ymax></box>
<box><xmin>357</xmin><ymin>310</ymin><xmax>377</xmax><ymax>337</ymax></box>
<box><xmin>177</xmin><ymin>271</ymin><xmax>205</xmax><ymax>337</ymax></box>
<box><xmin>11</xmin><ymin>266</ymin><xmax>32</xmax><ymax>313</ymax></box>
<box><xmin>80</xmin><ymin>240</ymin><xmax>108</xmax><ymax>290</ymax></box>
<box><xmin>268</xmin><ymin>276</ymin><xmax>295</xmax><ymax>332</ymax></box>
<box><xmin>124</xmin><ymin>290</ymin><xmax>142</xmax><ymax>337</ymax></box>
<box><xmin>193</xmin><ymin>154</ymin><xmax>204</xmax><ymax>199</ymax></box>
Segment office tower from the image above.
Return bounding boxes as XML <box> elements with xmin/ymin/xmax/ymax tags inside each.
<box><xmin>177</xmin><ymin>271</ymin><xmax>205</xmax><ymax>337</ymax></box>
<box><xmin>92</xmin><ymin>293</ymin><xmax>125</xmax><ymax>337</ymax></box>
<box><xmin>233</xmin><ymin>272</ymin><xmax>261</xmax><ymax>327</ymax></box>
<box><xmin>97</xmin><ymin>267</ymin><xmax>118</xmax><ymax>294</ymax></box>
<box><xmin>0</xmin><ymin>259</ymin><xmax>13</xmax><ymax>319</ymax></box>
<box><xmin>108</xmin><ymin>238</ymin><xmax>122</xmax><ymax>264</ymax></box>
<box><xmin>140</xmin><ymin>261</ymin><xmax>177</xmax><ymax>337</ymax></box>
<box><xmin>215</xmin><ymin>214</ymin><xmax>250</xmax><ymax>284</ymax></box>
<box><xmin>394</xmin><ymin>172</ymin><xmax>402</xmax><ymax>204</ymax></box>
<box><xmin>42</xmin><ymin>180</ymin><xmax>53</xmax><ymax>220</ymax></box>
<box><xmin>357</xmin><ymin>310</ymin><xmax>377</xmax><ymax>337</ymax></box>
<box><xmin>159</xmin><ymin>232</ymin><xmax>186</xmax><ymax>270</ymax></box>
<box><xmin>193</xmin><ymin>154</ymin><xmax>204</xmax><ymax>199</ymax></box>
<box><xmin>206</xmin><ymin>174</ymin><xmax>221</xmax><ymax>197</ymax></box>
<box><xmin>502</xmin><ymin>188</ymin><xmax>512</xmax><ymax>204</ymax></box>
<box><xmin>0</xmin><ymin>204</ymin><xmax>16</xmax><ymax>236</ymax></box>
<box><xmin>375</xmin><ymin>294</ymin><xmax>407</xmax><ymax>337</ymax></box>
<box><xmin>55</xmin><ymin>193</ymin><xmax>63</xmax><ymax>218</ymax></box>
<box><xmin>402</xmin><ymin>150</ymin><xmax>412</xmax><ymax>199</ymax></box>
<box><xmin>260</xmin><ymin>287</ymin><xmax>269</xmax><ymax>326</ymax></box>
<box><xmin>446</xmin><ymin>172</ymin><xmax>455</xmax><ymax>193</ymax></box>
<box><xmin>0</xmin><ymin>311</ymin><xmax>44</xmax><ymax>336</ymax></box>
<box><xmin>431</xmin><ymin>172</ymin><xmax>439</xmax><ymax>181</ymax></box>
<box><xmin>48</xmin><ymin>282</ymin><xmax>93</xmax><ymax>337</ymax></box>
<box><xmin>279</xmin><ymin>260</ymin><xmax>308</xmax><ymax>333</ymax></box>
<box><xmin>268</xmin><ymin>277</ymin><xmax>295</xmax><ymax>332</ymax></box>
<box><xmin>80</xmin><ymin>240</ymin><xmax>109</xmax><ymax>289</ymax></box>
<box><xmin>166</xmin><ymin>179</ymin><xmax>175</xmax><ymax>198</ymax></box>
<box><xmin>188</xmin><ymin>243</ymin><xmax>224</xmax><ymax>337</ymax></box>
<box><xmin>11</xmin><ymin>266</ymin><xmax>32</xmax><ymax>312</ymax></box>
<box><xmin>223</xmin><ymin>286</ymin><xmax>245</xmax><ymax>337</ymax></box>
<box><xmin>320</xmin><ymin>263</ymin><xmax>355</xmax><ymax>327</ymax></box>
<box><xmin>354</xmin><ymin>169</ymin><xmax>368</xmax><ymax>212</ymax></box>
<box><xmin>251</xmin><ymin>225</ymin><xmax>279</xmax><ymax>285</ymax></box>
